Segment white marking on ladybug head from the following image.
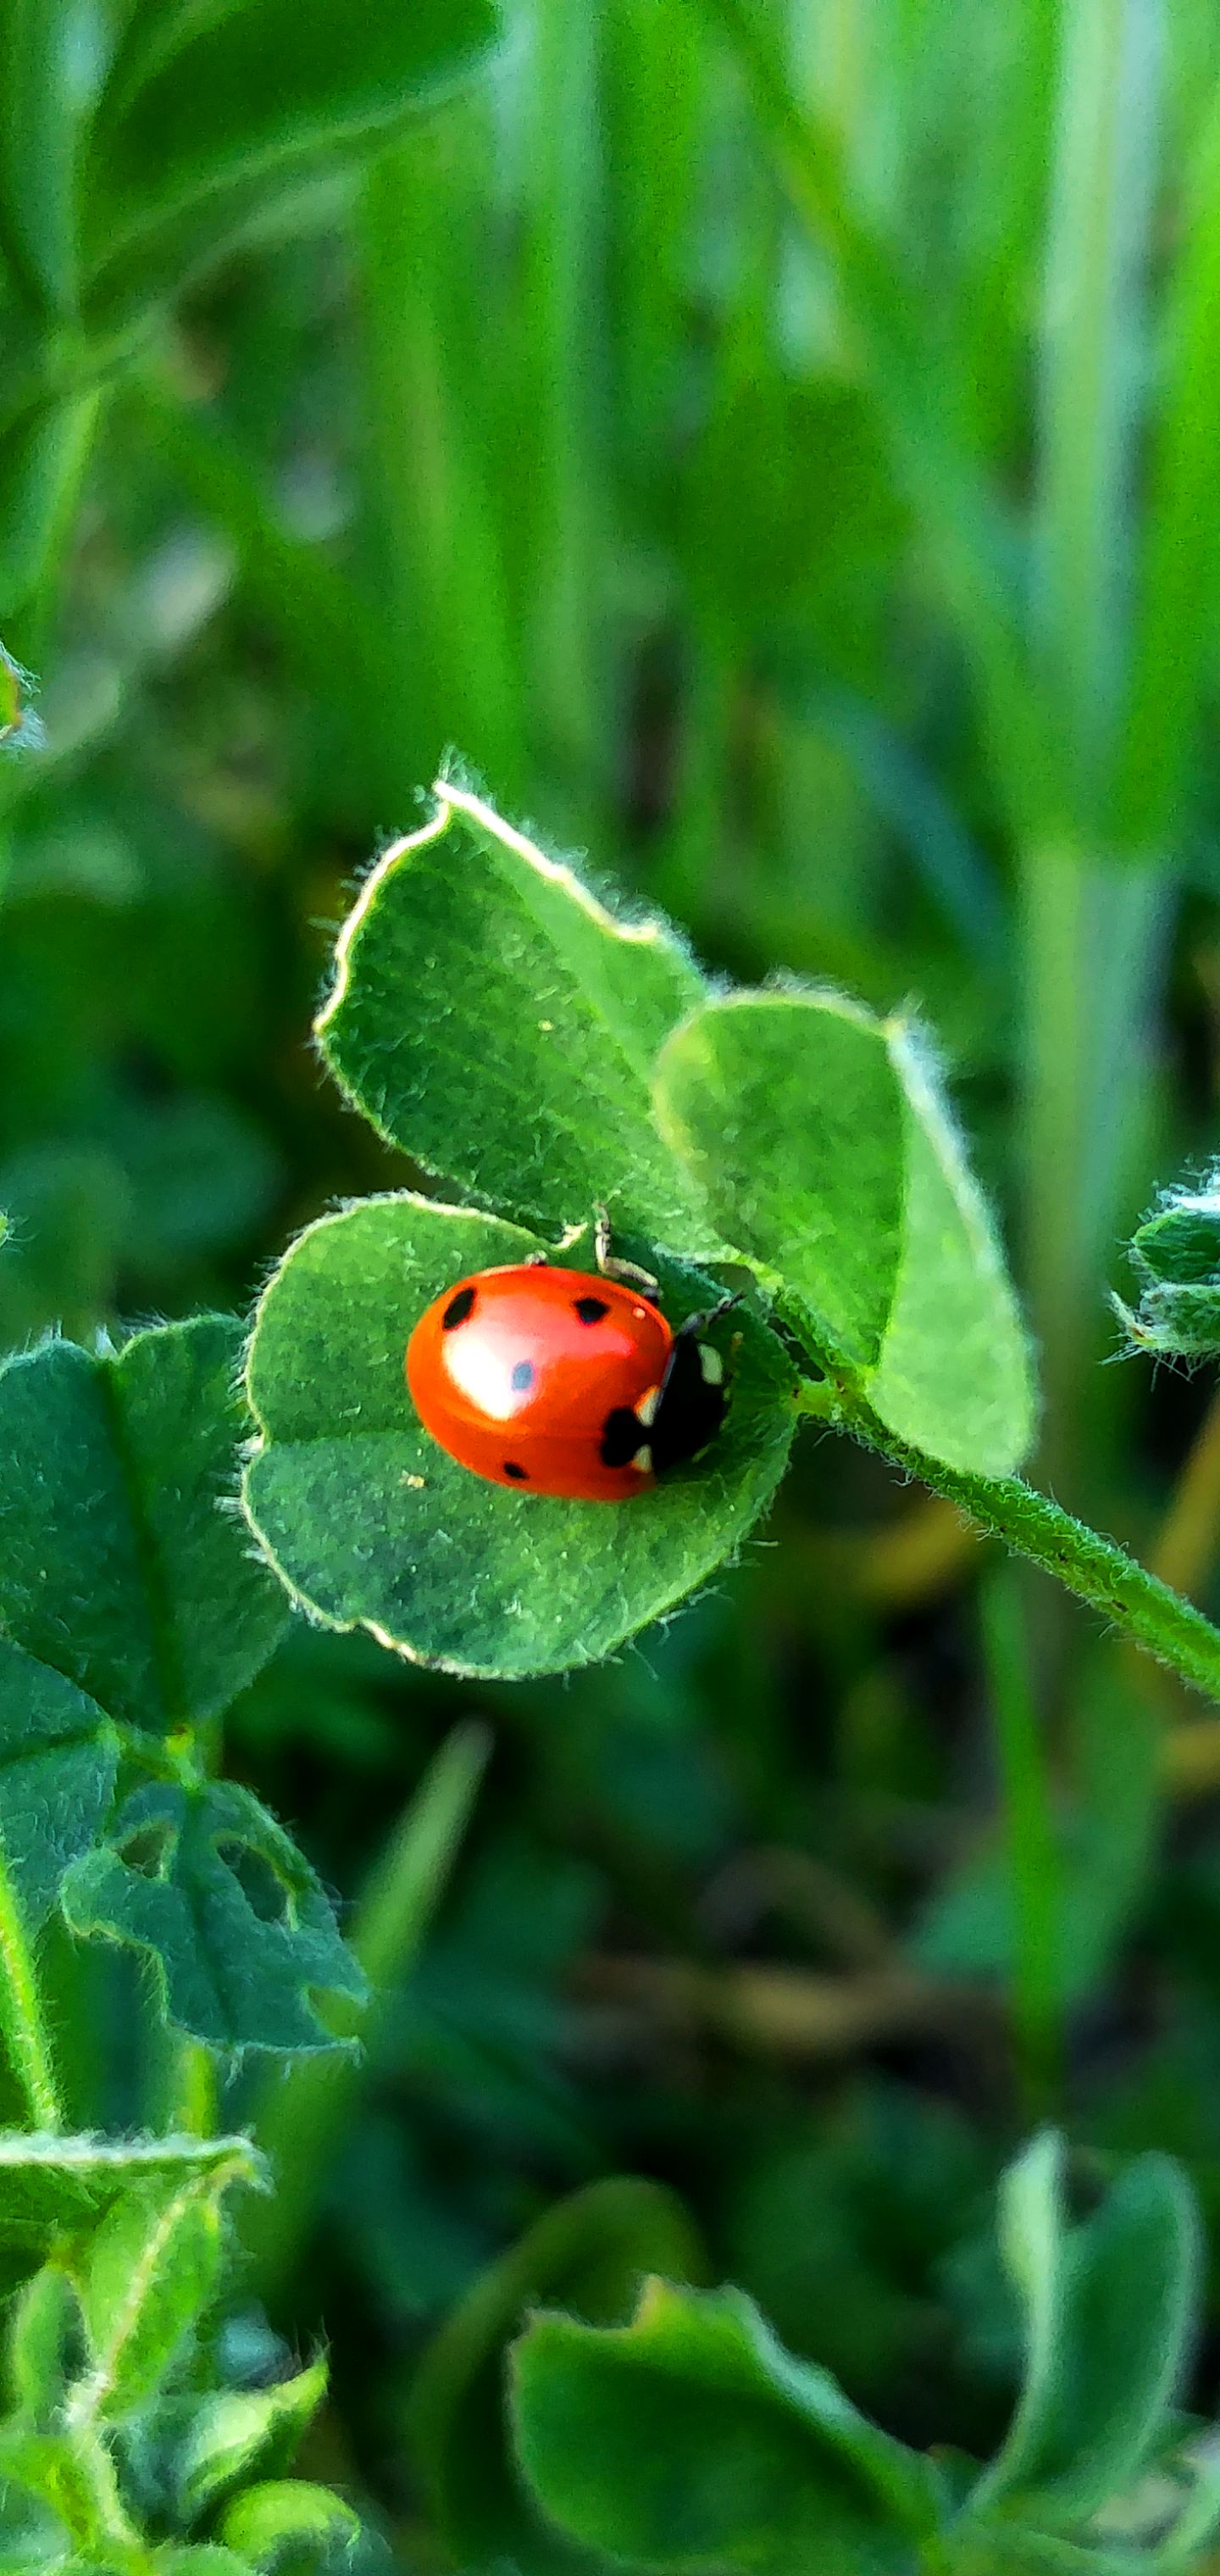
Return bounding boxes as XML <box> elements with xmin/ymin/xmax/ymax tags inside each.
<box><xmin>635</xmin><ymin>1385</ymin><xmax>661</xmax><ymax>1427</ymax></box>
<box><xmin>698</xmin><ymin>1345</ymin><xmax>724</xmax><ymax>1385</ymax></box>
<box><xmin>631</xmin><ymin>1445</ymin><xmax>653</xmax><ymax>1474</ymax></box>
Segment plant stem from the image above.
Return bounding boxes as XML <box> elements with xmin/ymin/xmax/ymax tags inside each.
<box><xmin>0</xmin><ymin>1844</ymin><xmax>61</xmax><ymax>2129</ymax></box>
<box><xmin>980</xmin><ymin>1573</ymin><xmax>1064</xmax><ymax>2115</ymax></box>
<box><xmin>799</xmin><ymin>1384</ymin><xmax>1220</xmax><ymax>1706</ymax></box>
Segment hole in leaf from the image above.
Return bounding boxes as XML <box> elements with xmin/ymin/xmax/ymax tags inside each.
<box><xmin>216</xmin><ymin>1840</ymin><xmax>295</xmax><ymax>1927</ymax></box>
<box><xmin>116</xmin><ymin>1822</ymin><xmax>177</xmax><ymax>1880</ymax></box>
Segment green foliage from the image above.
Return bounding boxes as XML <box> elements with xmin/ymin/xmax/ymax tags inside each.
<box><xmin>243</xmin><ymin>1194</ymin><xmax>795</xmax><ymax>1678</ymax></box>
<box><xmin>317</xmin><ymin>777</ymin><xmax>713</xmax><ymax>1246</ymax></box>
<box><xmin>60</xmin><ymin>1778</ymin><xmax>367</xmax><ymax>2055</ymax></box>
<box><xmin>246</xmin><ymin>780</ymin><xmax>1043</xmax><ymax>1677</ymax></box>
<box><xmin>0</xmin><ymin>1318</ymin><xmax>286</xmax><ymax>1732</ymax></box>
<box><xmin>1118</xmin><ymin>1177</ymin><xmax>1220</xmax><ymax>1359</ymax></box>
<box><xmin>655</xmin><ymin>995</ymin><xmax>1034</xmax><ymax>1473</ymax></box>
<box><xmin>973</xmin><ymin>2133</ymin><xmax>1200</xmax><ymax>2522</ymax></box>
<box><xmin>8</xmin><ymin>0</ymin><xmax>1220</xmax><ymax>2567</ymax></box>
<box><xmin>512</xmin><ymin>2275</ymin><xmax>942</xmax><ymax>2573</ymax></box>
<box><xmin>411</xmin><ymin>2175</ymin><xmax>707</xmax><ymax>2570</ymax></box>
<box><xmin>84</xmin><ymin>0</ymin><xmax>501</xmax><ymax>324</ymax></box>
<box><xmin>509</xmin><ymin>2139</ymin><xmax>1216</xmax><ymax>2576</ymax></box>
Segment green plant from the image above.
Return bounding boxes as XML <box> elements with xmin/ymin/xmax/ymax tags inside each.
<box><xmin>242</xmin><ymin>774</ymin><xmax>1220</xmax><ymax>1713</ymax></box>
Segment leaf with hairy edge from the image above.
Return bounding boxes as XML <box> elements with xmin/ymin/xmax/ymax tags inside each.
<box><xmin>317</xmin><ymin>778</ymin><xmax>717</xmax><ymax>1248</ymax></box>
<box><xmin>0</xmin><ymin>1319</ymin><xmax>287</xmax><ymax>1733</ymax></box>
<box><xmin>169</xmin><ymin>2357</ymin><xmax>329</xmax><ymax>2522</ymax></box>
<box><xmin>655</xmin><ymin>991</ymin><xmax>1034</xmax><ymax>1476</ymax></box>
<box><xmin>969</xmin><ymin>2134</ymin><xmax>1200</xmax><ymax>2527</ymax></box>
<box><xmin>0</xmin><ymin>2132</ymin><xmax>263</xmax><ymax>2276</ymax></box>
<box><xmin>59</xmin><ymin>1780</ymin><xmax>366</xmax><ymax>2056</ymax></box>
<box><xmin>83</xmin><ymin>0</ymin><xmax>501</xmax><ymax>323</ymax></box>
<box><xmin>510</xmin><ymin>2277</ymin><xmax>941</xmax><ymax>2573</ymax></box>
<box><xmin>218</xmin><ymin>2482</ymin><xmax>360</xmax><ymax>2572</ymax></box>
<box><xmin>75</xmin><ymin>2178</ymin><xmax>225</xmax><ymax>2417</ymax></box>
<box><xmin>241</xmin><ymin>1196</ymin><xmax>796</xmax><ymax>1680</ymax></box>
<box><xmin>412</xmin><ymin>2177</ymin><xmax>707</xmax><ymax>2573</ymax></box>
<box><xmin>0</xmin><ymin>1641</ymin><xmax>117</xmax><ymax>1931</ymax></box>
<box><xmin>653</xmin><ymin>989</ymin><xmax>904</xmax><ymax>1370</ymax></box>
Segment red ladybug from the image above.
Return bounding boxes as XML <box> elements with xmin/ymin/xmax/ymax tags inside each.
<box><xmin>406</xmin><ymin>1259</ymin><xmax>735</xmax><ymax>1502</ymax></box>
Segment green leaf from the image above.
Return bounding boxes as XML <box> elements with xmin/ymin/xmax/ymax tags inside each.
<box><xmin>169</xmin><ymin>2357</ymin><xmax>329</xmax><ymax>2523</ymax></box>
<box><xmin>241</xmin><ymin>1196</ymin><xmax>796</xmax><ymax>1679</ymax></box>
<box><xmin>0</xmin><ymin>1319</ymin><xmax>288</xmax><ymax>1733</ymax></box>
<box><xmin>0</xmin><ymin>396</ymin><xmax>97</xmax><ymax>619</ymax></box>
<box><xmin>218</xmin><ymin>2481</ymin><xmax>360</xmax><ymax>2573</ymax></box>
<box><xmin>0</xmin><ymin>0</ymin><xmax>80</xmax><ymax>312</ymax></box>
<box><xmin>653</xmin><ymin>989</ymin><xmax>904</xmax><ymax>1369</ymax></box>
<box><xmin>654</xmin><ymin>991</ymin><xmax>1034</xmax><ymax>1476</ymax></box>
<box><xmin>59</xmin><ymin>1778</ymin><xmax>367</xmax><ymax>2056</ymax></box>
<box><xmin>83</xmin><ymin>0</ymin><xmax>501</xmax><ymax>322</ymax></box>
<box><xmin>0</xmin><ymin>2130</ymin><xmax>262</xmax><ymax>2288</ymax></box>
<box><xmin>412</xmin><ymin>2176</ymin><xmax>707</xmax><ymax>2573</ymax></box>
<box><xmin>510</xmin><ymin>2278</ymin><xmax>942</xmax><ymax>2574</ymax></box>
<box><xmin>971</xmin><ymin>2134</ymin><xmax>1201</xmax><ymax>2523</ymax></box>
<box><xmin>4</xmin><ymin>2262</ymin><xmax>78</xmax><ymax>2420</ymax></box>
<box><xmin>77</xmin><ymin>2173</ymin><xmax>225</xmax><ymax>2416</ymax></box>
<box><xmin>0</xmin><ymin>1640</ymin><xmax>117</xmax><ymax>1931</ymax></box>
<box><xmin>316</xmin><ymin>778</ymin><xmax>715</xmax><ymax>1246</ymax></box>
<box><xmin>0</xmin><ymin>2424</ymin><xmax>100</xmax><ymax>2546</ymax></box>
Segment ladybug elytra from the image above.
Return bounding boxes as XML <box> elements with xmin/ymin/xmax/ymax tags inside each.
<box><xmin>406</xmin><ymin>1254</ymin><xmax>735</xmax><ymax>1502</ymax></box>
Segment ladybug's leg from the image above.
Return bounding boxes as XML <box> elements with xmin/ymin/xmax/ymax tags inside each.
<box><xmin>592</xmin><ymin>1201</ymin><xmax>659</xmax><ymax>1292</ymax></box>
<box><xmin>677</xmin><ymin>1291</ymin><xmax>742</xmax><ymax>1339</ymax></box>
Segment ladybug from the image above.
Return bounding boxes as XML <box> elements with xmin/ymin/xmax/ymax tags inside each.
<box><xmin>406</xmin><ymin>1227</ymin><xmax>737</xmax><ymax>1502</ymax></box>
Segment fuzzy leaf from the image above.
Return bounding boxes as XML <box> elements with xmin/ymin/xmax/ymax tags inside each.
<box><xmin>412</xmin><ymin>2176</ymin><xmax>707</xmax><ymax>2572</ymax></box>
<box><xmin>0</xmin><ymin>1640</ymin><xmax>117</xmax><ymax>1930</ymax></box>
<box><xmin>241</xmin><ymin>1196</ymin><xmax>796</xmax><ymax>1680</ymax></box>
<box><xmin>652</xmin><ymin>990</ymin><xmax>903</xmax><ymax>1369</ymax></box>
<box><xmin>59</xmin><ymin>1779</ymin><xmax>366</xmax><ymax>2056</ymax></box>
<box><xmin>0</xmin><ymin>2424</ymin><xmax>99</xmax><ymax>2545</ymax></box>
<box><xmin>316</xmin><ymin>779</ymin><xmax>715</xmax><ymax>1247</ymax></box>
<box><xmin>218</xmin><ymin>2481</ymin><xmax>360</xmax><ymax>2573</ymax></box>
<box><xmin>77</xmin><ymin>2176</ymin><xmax>225</xmax><ymax>2416</ymax></box>
<box><xmin>4</xmin><ymin>2262</ymin><xmax>78</xmax><ymax>2420</ymax></box>
<box><xmin>0</xmin><ymin>1319</ymin><xmax>287</xmax><ymax>1733</ymax></box>
<box><xmin>0</xmin><ymin>2131</ymin><xmax>263</xmax><ymax>2273</ymax></box>
<box><xmin>970</xmin><ymin>2135</ymin><xmax>1200</xmax><ymax>2523</ymax></box>
<box><xmin>655</xmin><ymin>991</ymin><xmax>1034</xmax><ymax>1476</ymax></box>
<box><xmin>170</xmin><ymin>2357</ymin><xmax>329</xmax><ymax>2521</ymax></box>
<box><xmin>83</xmin><ymin>0</ymin><xmax>501</xmax><ymax>322</ymax></box>
<box><xmin>511</xmin><ymin>2278</ymin><xmax>941</xmax><ymax>2573</ymax></box>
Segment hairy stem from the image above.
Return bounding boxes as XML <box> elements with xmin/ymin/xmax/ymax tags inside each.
<box><xmin>0</xmin><ymin>1844</ymin><xmax>61</xmax><ymax>2129</ymax></box>
<box><xmin>800</xmin><ymin>1385</ymin><xmax>1220</xmax><ymax>1705</ymax></box>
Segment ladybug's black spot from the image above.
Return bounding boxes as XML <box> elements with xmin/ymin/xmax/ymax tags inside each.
<box><xmin>503</xmin><ymin>1460</ymin><xmax>530</xmax><ymax>1480</ymax></box>
<box><xmin>442</xmin><ymin>1285</ymin><xmax>476</xmax><ymax>1330</ymax></box>
<box><xmin>511</xmin><ymin>1359</ymin><xmax>535</xmax><ymax>1391</ymax></box>
<box><xmin>574</xmin><ymin>1295</ymin><xmax>610</xmax><ymax>1324</ymax></box>
<box><xmin>600</xmin><ymin>1406</ymin><xmax>646</xmax><ymax>1468</ymax></box>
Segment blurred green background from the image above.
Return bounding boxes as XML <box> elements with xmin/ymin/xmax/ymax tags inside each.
<box><xmin>9</xmin><ymin>0</ymin><xmax>1220</xmax><ymax>2557</ymax></box>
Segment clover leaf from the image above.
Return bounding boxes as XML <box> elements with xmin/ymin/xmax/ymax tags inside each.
<box><xmin>0</xmin><ymin>1317</ymin><xmax>287</xmax><ymax>1732</ymax></box>
<box><xmin>242</xmin><ymin>1196</ymin><xmax>796</xmax><ymax>1680</ymax></box>
<box><xmin>59</xmin><ymin>1779</ymin><xmax>366</xmax><ymax>2057</ymax></box>
<box><xmin>655</xmin><ymin>992</ymin><xmax>1034</xmax><ymax>1476</ymax></box>
<box><xmin>315</xmin><ymin>776</ymin><xmax>718</xmax><ymax>1249</ymax></box>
